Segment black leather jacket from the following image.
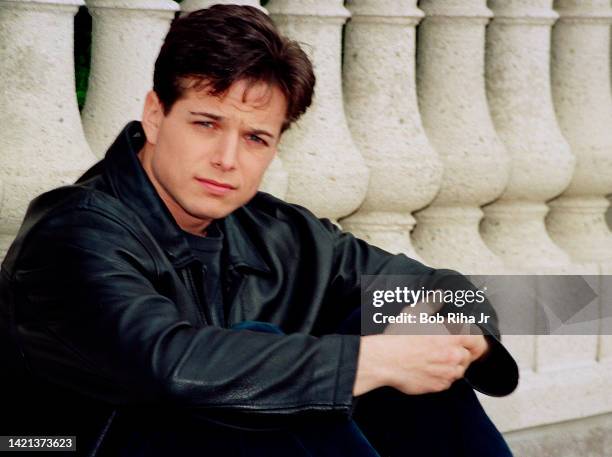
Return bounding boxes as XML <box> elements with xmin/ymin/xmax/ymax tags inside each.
<box><xmin>0</xmin><ymin>122</ymin><xmax>518</xmax><ymax>456</ymax></box>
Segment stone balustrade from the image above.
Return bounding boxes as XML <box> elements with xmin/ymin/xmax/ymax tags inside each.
<box><xmin>1</xmin><ymin>0</ymin><xmax>612</xmax><ymax>453</ymax></box>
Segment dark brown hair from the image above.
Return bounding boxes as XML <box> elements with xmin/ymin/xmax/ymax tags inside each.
<box><xmin>153</xmin><ymin>4</ymin><xmax>315</xmax><ymax>131</ymax></box>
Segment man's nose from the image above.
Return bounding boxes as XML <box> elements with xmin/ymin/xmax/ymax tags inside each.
<box><xmin>211</xmin><ymin>131</ymin><xmax>239</xmax><ymax>171</ymax></box>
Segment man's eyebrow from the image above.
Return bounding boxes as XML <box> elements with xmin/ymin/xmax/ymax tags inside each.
<box><xmin>189</xmin><ymin>111</ymin><xmax>223</xmax><ymax>121</ymax></box>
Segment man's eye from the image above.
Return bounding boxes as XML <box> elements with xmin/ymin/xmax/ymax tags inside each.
<box><xmin>248</xmin><ymin>134</ymin><xmax>267</xmax><ymax>146</ymax></box>
<box><xmin>195</xmin><ymin>121</ymin><xmax>214</xmax><ymax>128</ymax></box>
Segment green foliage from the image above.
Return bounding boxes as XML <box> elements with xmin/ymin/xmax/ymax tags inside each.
<box><xmin>74</xmin><ymin>7</ymin><xmax>91</xmax><ymax>111</ymax></box>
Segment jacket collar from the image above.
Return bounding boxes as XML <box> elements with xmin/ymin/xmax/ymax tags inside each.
<box><xmin>101</xmin><ymin>121</ymin><xmax>270</xmax><ymax>274</ymax></box>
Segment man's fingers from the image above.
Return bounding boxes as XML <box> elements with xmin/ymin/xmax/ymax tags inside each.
<box><xmin>458</xmin><ymin>346</ymin><xmax>472</xmax><ymax>369</ymax></box>
<box><xmin>459</xmin><ymin>334</ymin><xmax>488</xmax><ymax>361</ymax></box>
<box><xmin>451</xmin><ymin>346</ymin><xmax>472</xmax><ymax>370</ymax></box>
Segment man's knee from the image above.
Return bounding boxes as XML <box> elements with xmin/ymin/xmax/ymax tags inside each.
<box><xmin>353</xmin><ymin>381</ymin><xmax>513</xmax><ymax>457</ymax></box>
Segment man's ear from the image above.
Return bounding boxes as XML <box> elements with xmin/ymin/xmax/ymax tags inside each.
<box><xmin>141</xmin><ymin>90</ymin><xmax>164</xmax><ymax>145</ymax></box>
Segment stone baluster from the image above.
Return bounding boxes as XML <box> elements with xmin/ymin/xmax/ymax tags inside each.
<box><xmin>81</xmin><ymin>0</ymin><xmax>179</xmax><ymax>157</ymax></box>
<box><xmin>546</xmin><ymin>0</ymin><xmax>612</xmax><ymax>265</ymax></box>
<box><xmin>412</xmin><ymin>0</ymin><xmax>509</xmax><ymax>273</ymax></box>
<box><xmin>181</xmin><ymin>0</ymin><xmax>288</xmax><ymax>199</ymax></box>
<box><xmin>266</xmin><ymin>0</ymin><xmax>369</xmax><ymax>222</ymax></box>
<box><xmin>339</xmin><ymin>0</ymin><xmax>442</xmax><ymax>258</ymax></box>
<box><xmin>482</xmin><ymin>0</ymin><xmax>575</xmax><ymax>272</ymax></box>
<box><xmin>0</xmin><ymin>0</ymin><xmax>96</xmax><ymax>257</ymax></box>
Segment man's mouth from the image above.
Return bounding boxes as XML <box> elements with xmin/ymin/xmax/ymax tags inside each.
<box><xmin>195</xmin><ymin>178</ymin><xmax>236</xmax><ymax>195</ymax></box>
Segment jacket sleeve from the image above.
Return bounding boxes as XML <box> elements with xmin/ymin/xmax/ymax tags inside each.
<box><xmin>318</xmin><ymin>217</ymin><xmax>519</xmax><ymax>397</ymax></box>
<box><xmin>9</xmin><ymin>208</ymin><xmax>360</xmax><ymax>430</ymax></box>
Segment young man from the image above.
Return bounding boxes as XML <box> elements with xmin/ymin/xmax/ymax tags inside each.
<box><xmin>0</xmin><ymin>5</ymin><xmax>518</xmax><ymax>456</ymax></box>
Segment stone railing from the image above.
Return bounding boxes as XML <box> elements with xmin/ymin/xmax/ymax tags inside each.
<box><xmin>1</xmin><ymin>0</ymin><xmax>612</xmax><ymax>453</ymax></box>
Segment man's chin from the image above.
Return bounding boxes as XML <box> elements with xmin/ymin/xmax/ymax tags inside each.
<box><xmin>188</xmin><ymin>206</ymin><xmax>238</xmax><ymax>222</ymax></box>
<box><xmin>186</xmin><ymin>194</ymin><xmax>256</xmax><ymax>221</ymax></box>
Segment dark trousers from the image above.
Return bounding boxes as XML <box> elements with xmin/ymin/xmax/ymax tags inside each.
<box><xmin>229</xmin><ymin>319</ymin><xmax>514</xmax><ymax>457</ymax></box>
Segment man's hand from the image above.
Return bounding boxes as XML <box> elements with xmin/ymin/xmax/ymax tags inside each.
<box><xmin>353</xmin><ymin>333</ymin><xmax>489</xmax><ymax>397</ymax></box>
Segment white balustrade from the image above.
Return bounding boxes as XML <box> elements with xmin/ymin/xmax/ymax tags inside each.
<box><xmin>0</xmin><ymin>0</ymin><xmax>96</xmax><ymax>257</ymax></box>
<box><xmin>266</xmin><ymin>0</ymin><xmax>369</xmax><ymax>222</ymax></box>
<box><xmin>340</xmin><ymin>0</ymin><xmax>442</xmax><ymax>257</ymax></box>
<box><xmin>81</xmin><ymin>0</ymin><xmax>179</xmax><ymax>157</ymax></box>
<box><xmin>413</xmin><ymin>0</ymin><xmax>509</xmax><ymax>273</ymax></box>
<box><xmin>482</xmin><ymin>0</ymin><xmax>575</xmax><ymax>272</ymax></box>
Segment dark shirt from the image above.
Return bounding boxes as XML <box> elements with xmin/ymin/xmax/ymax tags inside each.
<box><xmin>183</xmin><ymin>222</ymin><xmax>225</xmax><ymax>320</ymax></box>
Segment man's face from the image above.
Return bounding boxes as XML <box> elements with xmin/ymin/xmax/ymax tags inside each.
<box><xmin>139</xmin><ymin>79</ymin><xmax>286</xmax><ymax>234</ymax></box>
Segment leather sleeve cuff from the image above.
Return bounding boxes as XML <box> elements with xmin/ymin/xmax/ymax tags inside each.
<box><xmin>464</xmin><ymin>334</ymin><xmax>519</xmax><ymax>397</ymax></box>
<box><xmin>331</xmin><ymin>334</ymin><xmax>361</xmax><ymax>418</ymax></box>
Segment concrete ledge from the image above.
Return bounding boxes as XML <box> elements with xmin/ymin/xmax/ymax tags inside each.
<box><xmin>505</xmin><ymin>412</ymin><xmax>612</xmax><ymax>457</ymax></box>
<box><xmin>479</xmin><ymin>360</ymin><xmax>612</xmax><ymax>432</ymax></box>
